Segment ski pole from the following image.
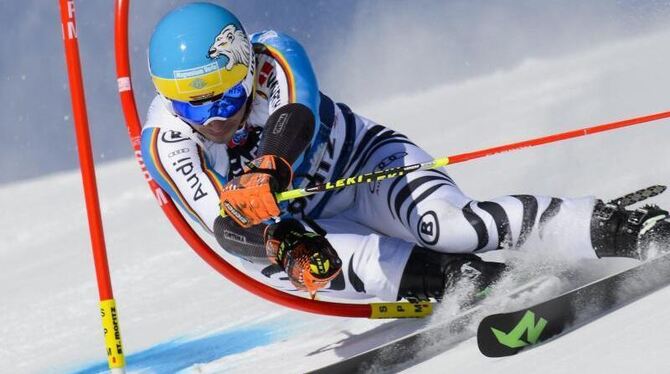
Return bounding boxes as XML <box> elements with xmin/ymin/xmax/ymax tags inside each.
<box><xmin>277</xmin><ymin>157</ymin><xmax>450</xmax><ymax>201</ymax></box>
<box><xmin>220</xmin><ymin>108</ymin><xmax>670</xmax><ymax>218</ymax></box>
<box><xmin>273</xmin><ymin>109</ymin><xmax>670</xmax><ymax>203</ymax></box>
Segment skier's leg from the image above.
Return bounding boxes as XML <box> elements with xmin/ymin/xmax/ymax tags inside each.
<box><xmin>239</xmin><ymin>217</ymin><xmax>414</xmax><ymax>301</ymax></box>
<box><xmin>340</xmin><ymin>117</ymin><xmax>670</xmax><ymax>261</ymax></box>
<box><xmin>322</xmin><ymin>219</ymin><xmax>504</xmax><ymax>302</ymax></box>
<box><xmin>396</xmin><ymin>245</ymin><xmax>507</xmax><ymax>302</ymax></box>
<box><xmin>341</xmin><ymin>117</ymin><xmax>599</xmax><ymax>258</ymax></box>
<box><xmin>238</xmin><ymin>217</ymin><xmax>504</xmax><ymax>302</ymax></box>
<box><xmin>352</xmin><ymin>137</ymin><xmax>670</xmax><ymax>261</ymax></box>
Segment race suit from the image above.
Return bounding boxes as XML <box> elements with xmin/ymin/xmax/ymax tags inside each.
<box><xmin>141</xmin><ymin>30</ymin><xmax>598</xmax><ymax>301</ymax></box>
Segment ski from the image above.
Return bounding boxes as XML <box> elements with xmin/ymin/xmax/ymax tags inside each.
<box><xmin>307</xmin><ymin>306</ymin><xmax>480</xmax><ymax>374</ymax></box>
<box><xmin>477</xmin><ymin>251</ymin><xmax>670</xmax><ymax>357</ymax></box>
<box><xmin>308</xmin><ymin>276</ymin><xmax>561</xmax><ymax>373</ymax></box>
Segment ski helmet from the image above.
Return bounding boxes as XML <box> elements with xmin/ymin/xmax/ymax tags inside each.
<box><xmin>148</xmin><ymin>2</ymin><xmax>254</xmax><ymax>125</ymax></box>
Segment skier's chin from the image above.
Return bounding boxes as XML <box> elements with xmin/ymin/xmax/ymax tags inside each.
<box><xmin>197</xmin><ymin>119</ymin><xmax>241</xmax><ymax>144</ymax></box>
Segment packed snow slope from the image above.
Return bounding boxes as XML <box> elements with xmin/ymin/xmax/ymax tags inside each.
<box><xmin>2</xmin><ymin>28</ymin><xmax>670</xmax><ymax>374</ymax></box>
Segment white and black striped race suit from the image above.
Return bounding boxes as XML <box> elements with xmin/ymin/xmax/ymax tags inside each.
<box><xmin>141</xmin><ymin>30</ymin><xmax>598</xmax><ymax>301</ymax></box>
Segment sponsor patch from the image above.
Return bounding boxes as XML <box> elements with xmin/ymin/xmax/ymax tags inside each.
<box><xmin>223</xmin><ymin>201</ymin><xmax>249</xmax><ymax>225</ymax></box>
<box><xmin>223</xmin><ymin>230</ymin><xmax>248</xmax><ymax>244</ymax></box>
<box><xmin>370</xmin><ymin>151</ymin><xmax>407</xmax><ymax>194</ymax></box>
<box><xmin>417</xmin><ymin>210</ymin><xmax>439</xmax><ymax>245</ymax></box>
<box><xmin>173</xmin><ymin>62</ymin><xmax>220</xmax><ymax>79</ymax></box>
<box><xmin>167</xmin><ymin>148</ymin><xmax>190</xmax><ymax>158</ymax></box>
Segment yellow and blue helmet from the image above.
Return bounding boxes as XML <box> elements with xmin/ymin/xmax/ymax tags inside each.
<box><xmin>148</xmin><ymin>2</ymin><xmax>255</xmax><ymax>125</ymax></box>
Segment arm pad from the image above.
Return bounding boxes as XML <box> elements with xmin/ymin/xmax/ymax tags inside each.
<box><xmin>213</xmin><ymin>215</ymin><xmax>270</xmax><ymax>264</ymax></box>
<box><xmin>258</xmin><ymin>103</ymin><xmax>315</xmax><ymax>164</ymax></box>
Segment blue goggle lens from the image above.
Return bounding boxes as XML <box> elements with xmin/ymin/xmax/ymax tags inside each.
<box><xmin>171</xmin><ymin>83</ymin><xmax>247</xmax><ymax>126</ymax></box>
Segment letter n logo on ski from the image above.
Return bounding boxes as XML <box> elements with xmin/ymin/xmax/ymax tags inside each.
<box><xmin>491</xmin><ymin>310</ymin><xmax>548</xmax><ymax>349</ymax></box>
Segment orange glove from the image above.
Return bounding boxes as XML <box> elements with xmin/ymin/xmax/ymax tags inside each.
<box><xmin>265</xmin><ymin>219</ymin><xmax>342</xmax><ymax>298</ymax></box>
<box><xmin>220</xmin><ymin>155</ymin><xmax>292</xmax><ymax>228</ymax></box>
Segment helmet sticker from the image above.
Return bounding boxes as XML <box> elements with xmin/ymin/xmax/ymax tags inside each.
<box><xmin>173</xmin><ymin>61</ymin><xmax>220</xmax><ymax>79</ymax></box>
<box><xmin>208</xmin><ymin>24</ymin><xmax>251</xmax><ymax>70</ymax></box>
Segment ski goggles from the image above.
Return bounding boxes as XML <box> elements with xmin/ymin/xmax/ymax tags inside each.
<box><xmin>171</xmin><ymin>82</ymin><xmax>248</xmax><ymax>126</ymax></box>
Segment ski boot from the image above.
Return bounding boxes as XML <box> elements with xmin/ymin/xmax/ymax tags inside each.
<box><xmin>591</xmin><ymin>198</ymin><xmax>670</xmax><ymax>260</ymax></box>
<box><xmin>397</xmin><ymin>246</ymin><xmax>506</xmax><ymax>306</ymax></box>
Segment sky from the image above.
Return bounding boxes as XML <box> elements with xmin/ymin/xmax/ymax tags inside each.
<box><xmin>2</xmin><ymin>0</ymin><xmax>670</xmax><ymax>184</ymax></box>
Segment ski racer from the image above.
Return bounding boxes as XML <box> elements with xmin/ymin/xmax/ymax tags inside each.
<box><xmin>141</xmin><ymin>2</ymin><xmax>670</xmax><ymax>302</ymax></box>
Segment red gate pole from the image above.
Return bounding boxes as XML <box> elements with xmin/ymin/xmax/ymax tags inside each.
<box><xmin>59</xmin><ymin>1</ymin><xmax>126</xmax><ymax>372</ymax></box>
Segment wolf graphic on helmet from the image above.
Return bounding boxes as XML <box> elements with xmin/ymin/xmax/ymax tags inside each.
<box><xmin>208</xmin><ymin>24</ymin><xmax>251</xmax><ymax>70</ymax></box>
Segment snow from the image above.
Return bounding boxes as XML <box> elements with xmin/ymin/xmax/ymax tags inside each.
<box><xmin>405</xmin><ymin>285</ymin><xmax>670</xmax><ymax>374</ymax></box>
<box><xmin>2</xmin><ymin>22</ymin><xmax>670</xmax><ymax>374</ymax></box>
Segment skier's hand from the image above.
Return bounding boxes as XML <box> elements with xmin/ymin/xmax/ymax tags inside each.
<box><xmin>265</xmin><ymin>219</ymin><xmax>342</xmax><ymax>298</ymax></box>
<box><xmin>220</xmin><ymin>155</ymin><xmax>292</xmax><ymax>228</ymax></box>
